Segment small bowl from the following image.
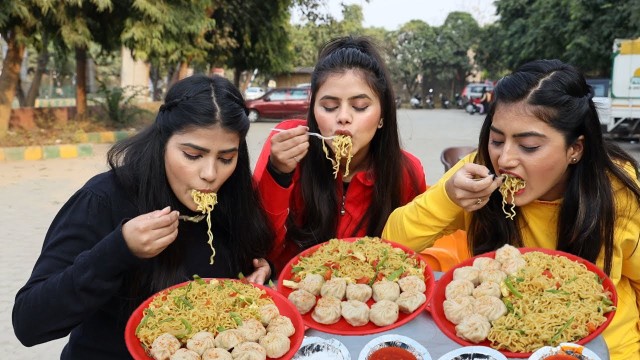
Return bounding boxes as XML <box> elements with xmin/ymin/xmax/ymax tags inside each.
<box><xmin>528</xmin><ymin>343</ymin><xmax>602</xmax><ymax>360</ymax></box>
<box><xmin>292</xmin><ymin>336</ymin><xmax>351</xmax><ymax>360</ymax></box>
<box><xmin>358</xmin><ymin>334</ymin><xmax>432</xmax><ymax>360</ymax></box>
<box><xmin>437</xmin><ymin>346</ymin><xmax>507</xmax><ymax>360</ymax></box>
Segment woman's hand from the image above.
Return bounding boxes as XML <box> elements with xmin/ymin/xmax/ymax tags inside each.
<box><xmin>122</xmin><ymin>206</ymin><xmax>180</xmax><ymax>258</ymax></box>
<box><xmin>245</xmin><ymin>258</ymin><xmax>271</xmax><ymax>284</ymax></box>
<box><xmin>445</xmin><ymin>163</ymin><xmax>503</xmax><ymax>212</ymax></box>
<box><xmin>269</xmin><ymin>126</ymin><xmax>310</xmax><ymax>174</ymax></box>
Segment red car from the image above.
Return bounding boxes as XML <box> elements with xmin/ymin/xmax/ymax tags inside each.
<box><xmin>245</xmin><ymin>87</ymin><xmax>310</xmax><ymax>122</ymax></box>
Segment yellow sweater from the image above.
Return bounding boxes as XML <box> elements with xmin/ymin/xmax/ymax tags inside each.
<box><xmin>383</xmin><ymin>154</ymin><xmax>640</xmax><ymax>359</ymax></box>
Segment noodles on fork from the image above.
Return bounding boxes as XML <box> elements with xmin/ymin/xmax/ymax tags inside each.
<box><xmin>321</xmin><ymin>135</ymin><xmax>353</xmax><ymax>178</ymax></box>
<box><xmin>191</xmin><ymin>190</ymin><xmax>218</xmax><ymax>264</ymax></box>
<box><xmin>498</xmin><ymin>175</ymin><xmax>526</xmax><ymax>220</ymax></box>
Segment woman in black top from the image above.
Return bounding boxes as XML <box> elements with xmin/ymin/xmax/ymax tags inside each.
<box><xmin>12</xmin><ymin>75</ymin><xmax>274</xmax><ymax>359</ymax></box>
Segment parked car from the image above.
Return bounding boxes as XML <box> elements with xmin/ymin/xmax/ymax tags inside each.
<box><xmin>461</xmin><ymin>83</ymin><xmax>494</xmax><ymax>101</ymax></box>
<box><xmin>244</xmin><ymin>86</ymin><xmax>266</xmax><ymax>100</ymax></box>
<box><xmin>245</xmin><ymin>87</ymin><xmax>310</xmax><ymax>122</ymax></box>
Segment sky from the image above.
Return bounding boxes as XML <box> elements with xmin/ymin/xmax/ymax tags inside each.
<box><xmin>321</xmin><ymin>0</ymin><xmax>497</xmax><ymax>29</ymax></box>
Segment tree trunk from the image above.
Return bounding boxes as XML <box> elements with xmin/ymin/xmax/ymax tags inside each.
<box><xmin>75</xmin><ymin>46</ymin><xmax>87</xmax><ymax>120</ymax></box>
<box><xmin>233</xmin><ymin>68</ymin><xmax>241</xmax><ymax>88</ymax></box>
<box><xmin>0</xmin><ymin>29</ymin><xmax>26</xmax><ymax>139</ymax></box>
<box><xmin>177</xmin><ymin>62</ymin><xmax>190</xmax><ymax>80</ymax></box>
<box><xmin>25</xmin><ymin>34</ymin><xmax>50</xmax><ymax>107</ymax></box>
<box><xmin>15</xmin><ymin>77</ymin><xmax>26</xmax><ymax>106</ymax></box>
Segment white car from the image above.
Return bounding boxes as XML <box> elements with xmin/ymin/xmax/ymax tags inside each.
<box><xmin>244</xmin><ymin>87</ymin><xmax>265</xmax><ymax>100</ymax></box>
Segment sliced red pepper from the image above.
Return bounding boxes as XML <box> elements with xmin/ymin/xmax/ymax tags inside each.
<box><xmin>323</xmin><ymin>268</ymin><xmax>333</xmax><ymax>280</ymax></box>
<box><xmin>356</xmin><ymin>277</ymin><xmax>370</xmax><ymax>284</ymax></box>
<box><xmin>542</xmin><ymin>269</ymin><xmax>553</xmax><ymax>278</ymax></box>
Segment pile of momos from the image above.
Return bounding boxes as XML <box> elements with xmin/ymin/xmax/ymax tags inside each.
<box><xmin>148</xmin><ymin>303</ymin><xmax>295</xmax><ymax>360</ymax></box>
<box><xmin>443</xmin><ymin>244</ymin><xmax>525</xmax><ymax>343</ymax></box>
<box><xmin>287</xmin><ymin>272</ymin><xmax>427</xmax><ymax>327</ymax></box>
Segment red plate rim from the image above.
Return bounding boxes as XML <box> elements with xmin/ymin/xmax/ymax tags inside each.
<box><xmin>276</xmin><ymin>237</ymin><xmax>436</xmax><ymax>336</ymax></box>
<box><xmin>430</xmin><ymin>247</ymin><xmax>617</xmax><ymax>358</ymax></box>
<box><xmin>124</xmin><ymin>278</ymin><xmax>304</xmax><ymax>360</ymax></box>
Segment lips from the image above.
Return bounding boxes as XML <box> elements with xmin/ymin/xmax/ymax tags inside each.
<box><xmin>334</xmin><ymin>129</ymin><xmax>353</xmax><ymax>137</ymax></box>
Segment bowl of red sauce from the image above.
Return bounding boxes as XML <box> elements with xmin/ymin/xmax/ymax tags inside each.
<box><xmin>528</xmin><ymin>343</ymin><xmax>601</xmax><ymax>360</ymax></box>
<box><xmin>358</xmin><ymin>334</ymin><xmax>431</xmax><ymax>360</ymax></box>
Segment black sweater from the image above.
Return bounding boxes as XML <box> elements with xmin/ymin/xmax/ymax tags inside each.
<box><xmin>13</xmin><ymin>171</ymin><xmax>243</xmax><ymax>359</ymax></box>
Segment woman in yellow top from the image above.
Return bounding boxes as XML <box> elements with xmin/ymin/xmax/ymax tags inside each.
<box><xmin>383</xmin><ymin>59</ymin><xmax>640</xmax><ymax>359</ymax></box>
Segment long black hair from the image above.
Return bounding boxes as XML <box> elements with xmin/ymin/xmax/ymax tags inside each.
<box><xmin>108</xmin><ymin>74</ymin><xmax>273</xmax><ymax>294</ymax></box>
<box><xmin>287</xmin><ymin>36</ymin><xmax>422</xmax><ymax>248</ymax></box>
<box><xmin>470</xmin><ymin>59</ymin><xmax>640</xmax><ymax>275</ymax></box>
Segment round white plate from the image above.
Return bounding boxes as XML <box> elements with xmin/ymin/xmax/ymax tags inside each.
<box><xmin>437</xmin><ymin>346</ymin><xmax>507</xmax><ymax>360</ymax></box>
<box><xmin>292</xmin><ymin>336</ymin><xmax>351</xmax><ymax>360</ymax></box>
<box><xmin>358</xmin><ymin>334</ymin><xmax>432</xmax><ymax>360</ymax></box>
<box><xmin>528</xmin><ymin>343</ymin><xmax>601</xmax><ymax>360</ymax></box>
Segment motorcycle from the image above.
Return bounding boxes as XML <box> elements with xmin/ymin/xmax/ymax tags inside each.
<box><xmin>465</xmin><ymin>97</ymin><xmax>483</xmax><ymax>115</ymax></box>
<box><xmin>424</xmin><ymin>89</ymin><xmax>435</xmax><ymax>109</ymax></box>
<box><xmin>440</xmin><ymin>93</ymin><xmax>451</xmax><ymax>109</ymax></box>
<box><xmin>409</xmin><ymin>95</ymin><xmax>423</xmax><ymax>109</ymax></box>
<box><xmin>454</xmin><ymin>93</ymin><xmax>464</xmax><ymax>109</ymax></box>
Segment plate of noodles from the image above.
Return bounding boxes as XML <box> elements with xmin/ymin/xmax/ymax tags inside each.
<box><xmin>277</xmin><ymin>236</ymin><xmax>435</xmax><ymax>336</ymax></box>
<box><xmin>431</xmin><ymin>246</ymin><xmax>617</xmax><ymax>358</ymax></box>
<box><xmin>125</xmin><ymin>277</ymin><xmax>304</xmax><ymax>360</ymax></box>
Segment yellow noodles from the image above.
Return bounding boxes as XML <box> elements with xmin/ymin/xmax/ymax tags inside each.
<box><xmin>135</xmin><ymin>279</ymin><xmax>274</xmax><ymax>348</ymax></box>
<box><xmin>488</xmin><ymin>252</ymin><xmax>615</xmax><ymax>352</ymax></box>
<box><xmin>499</xmin><ymin>175</ymin><xmax>526</xmax><ymax>220</ymax></box>
<box><xmin>291</xmin><ymin>237</ymin><xmax>425</xmax><ymax>283</ymax></box>
<box><xmin>191</xmin><ymin>190</ymin><xmax>218</xmax><ymax>264</ymax></box>
<box><xmin>322</xmin><ymin>135</ymin><xmax>353</xmax><ymax>178</ymax></box>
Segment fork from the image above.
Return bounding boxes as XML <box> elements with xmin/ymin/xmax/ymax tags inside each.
<box><xmin>270</xmin><ymin>128</ymin><xmax>336</xmax><ymax>140</ymax></box>
<box><xmin>178</xmin><ymin>214</ymin><xmax>206</xmax><ymax>223</ymax></box>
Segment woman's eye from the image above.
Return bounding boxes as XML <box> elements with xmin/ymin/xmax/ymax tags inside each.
<box><xmin>322</xmin><ymin>106</ymin><xmax>338</xmax><ymax>112</ymax></box>
<box><xmin>183</xmin><ymin>152</ymin><xmax>201</xmax><ymax>160</ymax></box>
<box><xmin>521</xmin><ymin>145</ymin><xmax>540</xmax><ymax>152</ymax></box>
<box><xmin>353</xmin><ymin>105</ymin><xmax>368</xmax><ymax>112</ymax></box>
<box><xmin>219</xmin><ymin>157</ymin><xmax>234</xmax><ymax>165</ymax></box>
<box><xmin>489</xmin><ymin>140</ymin><xmax>504</xmax><ymax>147</ymax></box>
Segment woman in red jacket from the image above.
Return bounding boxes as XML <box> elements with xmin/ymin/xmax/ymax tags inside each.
<box><xmin>254</xmin><ymin>36</ymin><xmax>427</xmax><ymax>273</ymax></box>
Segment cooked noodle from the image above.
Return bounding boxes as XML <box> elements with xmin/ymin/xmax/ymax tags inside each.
<box><xmin>488</xmin><ymin>252</ymin><xmax>615</xmax><ymax>352</ymax></box>
<box><xmin>498</xmin><ymin>175</ymin><xmax>526</xmax><ymax>220</ymax></box>
<box><xmin>135</xmin><ymin>278</ymin><xmax>274</xmax><ymax>348</ymax></box>
<box><xmin>291</xmin><ymin>237</ymin><xmax>425</xmax><ymax>284</ymax></box>
<box><xmin>191</xmin><ymin>190</ymin><xmax>218</xmax><ymax>264</ymax></box>
<box><xmin>321</xmin><ymin>135</ymin><xmax>353</xmax><ymax>179</ymax></box>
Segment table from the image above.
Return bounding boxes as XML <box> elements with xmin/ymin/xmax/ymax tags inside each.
<box><xmin>305</xmin><ymin>310</ymin><xmax>609</xmax><ymax>359</ymax></box>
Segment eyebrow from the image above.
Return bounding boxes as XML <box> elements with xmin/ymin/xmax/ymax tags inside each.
<box><xmin>489</xmin><ymin>126</ymin><xmax>547</xmax><ymax>139</ymax></box>
<box><xmin>319</xmin><ymin>94</ymin><xmax>372</xmax><ymax>101</ymax></box>
<box><xmin>179</xmin><ymin>143</ymin><xmax>239</xmax><ymax>154</ymax></box>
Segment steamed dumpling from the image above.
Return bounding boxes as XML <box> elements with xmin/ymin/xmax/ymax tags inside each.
<box><xmin>474</xmin><ymin>295</ymin><xmax>507</xmax><ymax>321</ymax></box>
<box><xmin>230</xmin><ymin>342</ymin><xmax>266</xmax><ymax>360</ymax></box>
<box><xmin>398</xmin><ymin>275</ymin><xmax>426</xmax><ymax>293</ymax></box>
<box><xmin>472</xmin><ymin>281</ymin><xmax>501</xmax><ymax>298</ymax></box>
<box><xmin>266</xmin><ymin>315</ymin><xmax>295</xmax><ymax>337</ymax></box>
<box><xmin>501</xmin><ymin>256</ymin><xmax>526</xmax><ymax>275</ymax></box>
<box><xmin>479</xmin><ymin>269</ymin><xmax>507</xmax><ymax>284</ymax></box>
<box><xmin>494</xmin><ymin>244</ymin><xmax>522</xmax><ymax>265</ymax></box>
<box><xmin>299</xmin><ymin>273</ymin><xmax>325</xmax><ymax>296</ymax></box>
<box><xmin>150</xmin><ymin>333</ymin><xmax>181</xmax><ymax>360</ymax></box>
<box><xmin>320</xmin><ymin>277</ymin><xmax>347</xmax><ymax>299</ymax></box>
<box><xmin>453</xmin><ymin>266</ymin><xmax>480</xmax><ymax>286</ymax></box>
<box><xmin>372</xmin><ymin>279</ymin><xmax>400</xmax><ymax>302</ymax></box>
<box><xmin>346</xmin><ymin>283</ymin><xmax>373</xmax><ymax>303</ymax></box>
<box><xmin>237</xmin><ymin>319</ymin><xmax>266</xmax><ymax>342</ymax></box>
<box><xmin>395</xmin><ymin>290</ymin><xmax>426</xmax><ymax>314</ymax></box>
<box><xmin>341</xmin><ymin>300</ymin><xmax>370</xmax><ymax>326</ymax></box>
<box><xmin>258</xmin><ymin>303</ymin><xmax>280</xmax><ymax>326</ymax></box>
<box><xmin>170</xmin><ymin>349</ymin><xmax>200</xmax><ymax>360</ymax></box>
<box><xmin>186</xmin><ymin>331</ymin><xmax>216</xmax><ymax>355</ymax></box>
<box><xmin>288</xmin><ymin>289</ymin><xmax>316</xmax><ymax>315</ymax></box>
<box><xmin>214</xmin><ymin>329</ymin><xmax>244</xmax><ymax>351</ymax></box>
<box><xmin>258</xmin><ymin>332</ymin><xmax>290</xmax><ymax>358</ymax></box>
<box><xmin>202</xmin><ymin>348</ymin><xmax>233</xmax><ymax>360</ymax></box>
<box><xmin>455</xmin><ymin>314</ymin><xmax>491</xmax><ymax>343</ymax></box>
<box><xmin>472</xmin><ymin>257</ymin><xmax>502</xmax><ymax>271</ymax></box>
<box><xmin>369</xmin><ymin>300</ymin><xmax>399</xmax><ymax>326</ymax></box>
<box><xmin>443</xmin><ymin>295</ymin><xmax>475</xmax><ymax>325</ymax></box>
<box><xmin>311</xmin><ymin>296</ymin><xmax>342</xmax><ymax>325</ymax></box>
<box><xmin>445</xmin><ymin>279</ymin><xmax>474</xmax><ymax>300</ymax></box>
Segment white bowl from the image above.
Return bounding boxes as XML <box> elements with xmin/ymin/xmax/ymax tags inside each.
<box><xmin>528</xmin><ymin>343</ymin><xmax>602</xmax><ymax>360</ymax></box>
<box><xmin>292</xmin><ymin>336</ymin><xmax>351</xmax><ymax>360</ymax></box>
<box><xmin>437</xmin><ymin>346</ymin><xmax>508</xmax><ymax>360</ymax></box>
<box><xmin>358</xmin><ymin>334</ymin><xmax>432</xmax><ymax>360</ymax></box>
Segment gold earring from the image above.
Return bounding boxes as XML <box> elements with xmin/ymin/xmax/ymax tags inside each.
<box><xmin>571</xmin><ymin>158</ymin><xmax>578</xmax><ymax>163</ymax></box>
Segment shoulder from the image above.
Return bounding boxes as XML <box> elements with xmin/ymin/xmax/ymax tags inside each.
<box><xmin>400</xmin><ymin>150</ymin><xmax>423</xmax><ymax>168</ymax></box>
<box><xmin>274</xmin><ymin>119</ymin><xmax>307</xmax><ymax>130</ymax></box>
<box><xmin>80</xmin><ymin>171</ymin><xmax>129</xmax><ymax>204</ymax></box>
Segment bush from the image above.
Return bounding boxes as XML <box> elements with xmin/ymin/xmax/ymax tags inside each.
<box><xmin>90</xmin><ymin>81</ymin><xmax>152</xmax><ymax>127</ymax></box>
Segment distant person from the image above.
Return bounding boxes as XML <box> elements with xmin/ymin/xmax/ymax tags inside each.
<box><xmin>13</xmin><ymin>75</ymin><xmax>274</xmax><ymax>359</ymax></box>
<box><xmin>383</xmin><ymin>59</ymin><xmax>640</xmax><ymax>359</ymax></box>
<box><xmin>479</xmin><ymin>86</ymin><xmax>491</xmax><ymax>114</ymax></box>
<box><xmin>254</xmin><ymin>35</ymin><xmax>427</xmax><ymax>273</ymax></box>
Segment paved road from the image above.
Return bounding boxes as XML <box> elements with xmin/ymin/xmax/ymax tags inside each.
<box><xmin>1</xmin><ymin>109</ymin><xmax>638</xmax><ymax>358</ymax></box>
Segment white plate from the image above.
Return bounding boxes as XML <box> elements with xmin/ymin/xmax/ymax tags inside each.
<box><xmin>528</xmin><ymin>343</ymin><xmax>602</xmax><ymax>360</ymax></box>
<box><xmin>438</xmin><ymin>346</ymin><xmax>508</xmax><ymax>360</ymax></box>
<box><xmin>292</xmin><ymin>336</ymin><xmax>351</xmax><ymax>360</ymax></box>
<box><xmin>358</xmin><ymin>334</ymin><xmax>432</xmax><ymax>360</ymax></box>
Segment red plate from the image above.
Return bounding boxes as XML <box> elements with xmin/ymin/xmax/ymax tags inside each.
<box><xmin>125</xmin><ymin>279</ymin><xmax>304</xmax><ymax>360</ymax></box>
<box><xmin>431</xmin><ymin>248</ymin><xmax>617</xmax><ymax>358</ymax></box>
<box><xmin>277</xmin><ymin>237</ymin><xmax>435</xmax><ymax>336</ymax></box>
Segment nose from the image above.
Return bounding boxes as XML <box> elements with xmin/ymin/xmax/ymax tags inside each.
<box><xmin>497</xmin><ymin>142</ymin><xmax>518</xmax><ymax>169</ymax></box>
<box><xmin>336</xmin><ymin>104</ymin><xmax>352</xmax><ymax>125</ymax></box>
<box><xmin>200</xmin><ymin>160</ymin><xmax>217</xmax><ymax>183</ymax></box>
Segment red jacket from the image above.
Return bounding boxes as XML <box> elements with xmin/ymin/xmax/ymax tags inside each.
<box><xmin>254</xmin><ymin>119</ymin><xmax>427</xmax><ymax>273</ymax></box>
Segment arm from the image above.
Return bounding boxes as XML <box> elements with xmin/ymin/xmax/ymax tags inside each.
<box><xmin>12</xmin><ymin>188</ymin><xmax>142</xmax><ymax>346</ymax></box>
